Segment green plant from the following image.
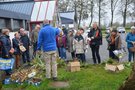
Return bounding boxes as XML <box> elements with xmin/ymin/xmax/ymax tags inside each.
<box><xmin>107</xmin><ymin>58</ymin><xmax>114</xmax><ymax>64</ymax></box>
<box><xmin>31</xmin><ymin>54</ymin><xmax>45</xmax><ymax>70</ymax></box>
<box><xmin>57</xmin><ymin>58</ymin><xmax>66</xmax><ymax>68</ymax></box>
<box><xmin>2</xmin><ymin>64</ymin><xmax>131</xmax><ymax>90</ymax></box>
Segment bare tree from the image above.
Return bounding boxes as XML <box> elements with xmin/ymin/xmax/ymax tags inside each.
<box><xmin>119</xmin><ymin>0</ymin><xmax>133</xmax><ymax>27</ymax></box>
<box><xmin>96</xmin><ymin>0</ymin><xmax>107</xmax><ymax>27</ymax></box>
<box><xmin>89</xmin><ymin>0</ymin><xmax>94</xmax><ymax>27</ymax></box>
<box><xmin>98</xmin><ymin>0</ymin><xmax>102</xmax><ymax>27</ymax></box>
<box><xmin>74</xmin><ymin>0</ymin><xmax>91</xmax><ymax>28</ymax></box>
<box><xmin>78</xmin><ymin>0</ymin><xmax>83</xmax><ymax>28</ymax></box>
<box><xmin>110</xmin><ymin>0</ymin><xmax>119</xmax><ymax>27</ymax></box>
<box><xmin>58</xmin><ymin>0</ymin><xmax>72</xmax><ymax>12</ymax></box>
<box><xmin>130</xmin><ymin>0</ymin><xmax>135</xmax><ymax>22</ymax></box>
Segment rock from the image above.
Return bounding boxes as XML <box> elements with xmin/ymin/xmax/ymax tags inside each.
<box><xmin>50</xmin><ymin>81</ymin><xmax>69</xmax><ymax>88</ymax></box>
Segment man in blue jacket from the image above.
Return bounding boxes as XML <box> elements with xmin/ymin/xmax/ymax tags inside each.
<box><xmin>37</xmin><ymin>20</ymin><xmax>60</xmax><ymax>81</ymax></box>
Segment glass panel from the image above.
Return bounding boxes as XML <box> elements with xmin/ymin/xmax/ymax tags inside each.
<box><xmin>46</xmin><ymin>1</ymin><xmax>55</xmax><ymax>20</ymax></box>
<box><xmin>31</xmin><ymin>2</ymin><xmax>40</xmax><ymax>21</ymax></box>
<box><xmin>37</xmin><ymin>1</ymin><xmax>47</xmax><ymax>21</ymax></box>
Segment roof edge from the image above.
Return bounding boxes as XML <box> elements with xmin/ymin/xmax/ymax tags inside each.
<box><xmin>0</xmin><ymin>0</ymin><xmax>34</xmax><ymax>4</ymax></box>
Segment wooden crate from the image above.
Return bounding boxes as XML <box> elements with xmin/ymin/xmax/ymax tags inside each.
<box><xmin>66</xmin><ymin>61</ymin><xmax>80</xmax><ymax>72</ymax></box>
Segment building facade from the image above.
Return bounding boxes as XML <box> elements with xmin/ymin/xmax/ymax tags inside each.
<box><xmin>0</xmin><ymin>0</ymin><xmax>58</xmax><ymax>32</ymax></box>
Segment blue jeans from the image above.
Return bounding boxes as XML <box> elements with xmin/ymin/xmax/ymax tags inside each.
<box><xmin>59</xmin><ymin>47</ymin><xmax>66</xmax><ymax>60</ymax></box>
<box><xmin>128</xmin><ymin>48</ymin><xmax>134</xmax><ymax>62</ymax></box>
<box><xmin>76</xmin><ymin>53</ymin><xmax>86</xmax><ymax>63</ymax></box>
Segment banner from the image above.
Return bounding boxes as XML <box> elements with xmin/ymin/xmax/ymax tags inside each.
<box><xmin>0</xmin><ymin>58</ymin><xmax>15</xmax><ymax>70</ymax></box>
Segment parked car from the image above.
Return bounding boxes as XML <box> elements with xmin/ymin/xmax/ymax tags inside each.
<box><xmin>117</xmin><ymin>27</ymin><xmax>126</xmax><ymax>33</ymax></box>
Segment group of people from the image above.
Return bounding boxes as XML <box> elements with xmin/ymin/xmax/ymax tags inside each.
<box><xmin>0</xmin><ymin>19</ymin><xmax>135</xmax><ymax>81</ymax></box>
<box><xmin>55</xmin><ymin>22</ymin><xmax>135</xmax><ymax>66</ymax></box>
<box><xmin>106</xmin><ymin>25</ymin><xmax>135</xmax><ymax>64</ymax></box>
<box><xmin>0</xmin><ymin>28</ymin><xmax>32</xmax><ymax>76</ymax></box>
<box><xmin>36</xmin><ymin>20</ymin><xmax>102</xmax><ymax>80</ymax></box>
<box><xmin>56</xmin><ymin>22</ymin><xmax>102</xmax><ymax>64</ymax></box>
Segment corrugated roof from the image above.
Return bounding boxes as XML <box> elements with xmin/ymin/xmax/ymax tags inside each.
<box><xmin>0</xmin><ymin>1</ymin><xmax>34</xmax><ymax>16</ymax></box>
<box><xmin>0</xmin><ymin>8</ymin><xmax>30</xmax><ymax>20</ymax></box>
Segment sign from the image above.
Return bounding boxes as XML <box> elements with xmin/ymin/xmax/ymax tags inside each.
<box><xmin>0</xmin><ymin>58</ymin><xmax>15</xmax><ymax>70</ymax></box>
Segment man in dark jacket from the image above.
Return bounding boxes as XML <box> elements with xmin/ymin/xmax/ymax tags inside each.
<box><xmin>0</xmin><ymin>29</ymin><xmax>14</xmax><ymax>75</ymax></box>
<box><xmin>20</xmin><ymin>28</ymin><xmax>31</xmax><ymax>63</ymax></box>
<box><xmin>88</xmin><ymin>22</ymin><xmax>102</xmax><ymax>64</ymax></box>
<box><xmin>0</xmin><ymin>29</ymin><xmax>12</xmax><ymax>58</ymax></box>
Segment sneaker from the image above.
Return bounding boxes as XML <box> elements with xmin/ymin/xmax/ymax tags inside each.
<box><xmin>52</xmin><ymin>77</ymin><xmax>58</xmax><ymax>81</ymax></box>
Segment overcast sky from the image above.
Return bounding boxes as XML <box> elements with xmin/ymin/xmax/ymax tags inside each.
<box><xmin>82</xmin><ymin>0</ymin><xmax>135</xmax><ymax>27</ymax></box>
<box><xmin>1</xmin><ymin>0</ymin><xmax>134</xmax><ymax>27</ymax></box>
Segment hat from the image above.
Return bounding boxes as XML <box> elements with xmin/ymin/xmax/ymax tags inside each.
<box><xmin>131</xmin><ymin>26</ymin><xmax>135</xmax><ymax>30</ymax></box>
<box><xmin>69</xmin><ymin>29</ymin><xmax>74</xmax><ymax>32</ymax></box>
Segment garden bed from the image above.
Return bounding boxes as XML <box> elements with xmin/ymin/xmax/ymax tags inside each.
<box><xmin>1</xmin><ymin>64</ymin><xmax>131</xmax><ymax>90</ymax></box>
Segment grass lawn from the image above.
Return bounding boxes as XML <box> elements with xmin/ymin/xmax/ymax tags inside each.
<box><xmin>2</xmin><ymin>64</ymin><xmax>132</xmax><ymax>90</ymax></box>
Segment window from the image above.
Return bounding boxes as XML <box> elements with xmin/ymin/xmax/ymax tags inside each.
<box><xmin>13</xmin><ymin>19</ymin><xmax>21</xmax><ymax>31</ymax></box>
<box><xmin>0</xmin><ymin>19</ymin><xmax>6</xmax><ymax>29</ymax></box>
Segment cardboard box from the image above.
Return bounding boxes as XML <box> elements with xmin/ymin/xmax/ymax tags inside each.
<box><xmin>67</xmin><ymin>61</ymin><xmax>80</xmax><ymax>72</ymax></box>
<box><xmin>105</xmin><ymin>64</ymin><xmax>124</xmax><ymax>72</ymax></box>
<box><xmin>117</xmin><ymin>64</ymin><xmax>124</xmax><ymax>71</ymax></box>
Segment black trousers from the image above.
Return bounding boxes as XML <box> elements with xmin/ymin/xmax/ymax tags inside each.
<box><xmin>76</xmin><ymin>53</ymin><xmax>86</xmax><ymax>63</ymax></box>
<box><xmin>22</xmin><ymin>49</ymin><xmax>30</xmax><ymax>63</ymax></box>
<box><xmin>109</xmin><ymin>50</ymin><xmax>119</xmax><ymax>60</ymax></box>
<box><xmin>90</xmin><ymin>45</ymin><xmax>101</xmax><ymax>64</ymax></box>
<box><xmin>71</xmin><ymin>52</ymin><xmax>75</xmax><ymax>59</ymax></box>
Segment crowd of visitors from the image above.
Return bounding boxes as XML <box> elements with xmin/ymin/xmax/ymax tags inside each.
<box><xmin>0</xmin><ymin>20</ymin><xmax>135</xmax><ymax>80</ymax></box>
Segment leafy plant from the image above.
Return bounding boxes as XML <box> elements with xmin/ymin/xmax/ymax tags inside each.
<box><xmin>57</xmin><ymin>58</ymin><xmax>66</xmax><ymax>68</ymax></box>
<box><xmin>30</xmin><ymin>54</ymin><xmax>45</xmax><ymax>70</ymax></box>
<box><xmin>107</xmin><ymin>58</ymin><xmax>114</xmax><ymax>64</ymax></box>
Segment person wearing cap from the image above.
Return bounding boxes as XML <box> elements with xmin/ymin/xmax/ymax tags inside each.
<box><xmin>106</xmin><ymin>29</ymin><xmax>122</xmax><ymax>60</ymax></box>
<box><xmin>37</xmin><ymin>19</ymin><xmax>60</xmax><ymax>81</ymax></box>
<box><xmin>126</xmin><ymin>26</ymin><xmax>135</xmax><ymax>63</ymax></box>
